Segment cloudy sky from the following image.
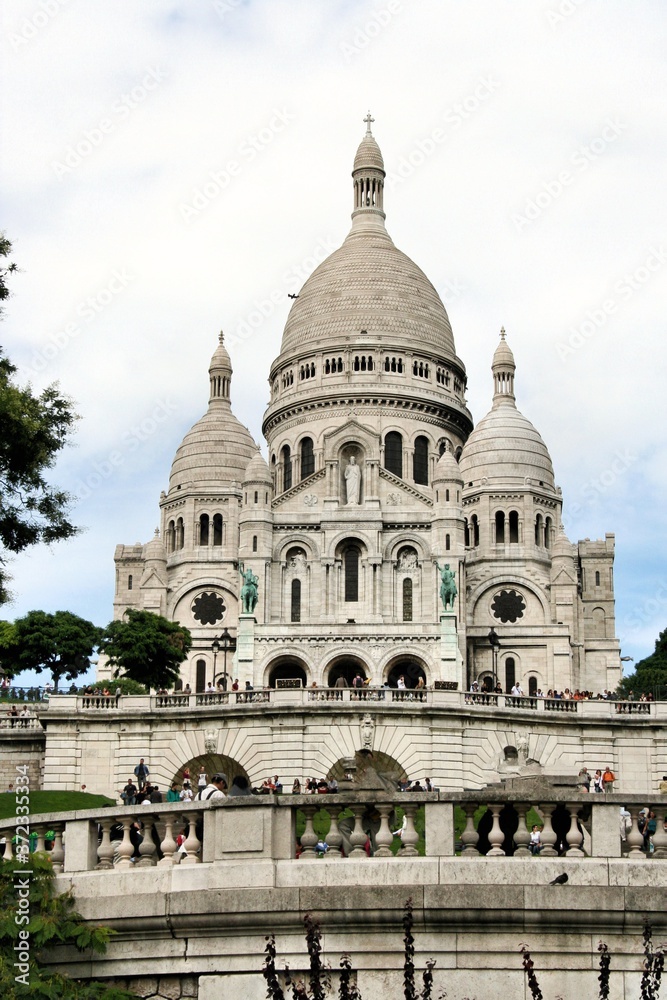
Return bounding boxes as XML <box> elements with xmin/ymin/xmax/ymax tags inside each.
<box><xmin>1</xmin><ymin>0</ymin><xmax>666</xmax><ymax>684</ymax></box>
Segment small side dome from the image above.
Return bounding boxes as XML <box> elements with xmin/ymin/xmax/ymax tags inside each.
<box><xmin>143</xmin><ymin>528</ymin><xmax>167</xmax><ymax>563</ymax></box>
<box><xmin>552</xmin><ymin>525</ymin><xmax>576</xmax><ymax>559</ymax></box>
<box><xmin>353</xmin><ymin>132</ymin><xmax>385</xmax><ymax>172</ymax></box>
<box><xmin>243</xmin><ymin>450</ymin><xmax>272</xmax><ymax>486</ymax></box>
<box><xmin>433</xmin><ymin>445</ymin><xmax>463</xmax><ymax>484</ymax></box>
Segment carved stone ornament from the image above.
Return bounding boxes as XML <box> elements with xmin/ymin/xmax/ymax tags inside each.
<box><xmin>192</xmin><ymin>592</ymin><xmax>226</xmax><ymax>625</ymax></box>
<box><xmin>360</xmin><ymin>713</ymin><xmax>374</xmax><ymax>752</ymax></box>
<box><xmin>491</xmin><ymin>589</ymin><xmax>526</xmax><ymax>624</ymax></box>
<box><xmin>204</xmin><ymin>729</ymin><xmax>217</xmax><ymax>754</ymax></box>
<box><xmin>387</xmin><ymin>492</ymin><xmax>402</xmax><ymax>506</ymax></box>
<box><xmin>303</xmin><ymin>494</ymin><xmax>318</xmax><ymax>506</ymax></box>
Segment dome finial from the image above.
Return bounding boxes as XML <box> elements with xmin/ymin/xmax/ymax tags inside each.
<box><xmin>500</xmin><ymin>325</ymin><xmax>506</xmax><ymax>340</ymax></box>
<box><xmin>219</xmin><ymin>329</ymin><xmax>225</xmax><ymax>344</ymax></box>
<box><xmin>492</xmin><ymin>325</ymin><xmax>516</xmax><ymax>406</ymax></box>
<box><xmin>363</xmin><ymin>110</ymin><xmax>375</xmax><ymax>135</ymax></box>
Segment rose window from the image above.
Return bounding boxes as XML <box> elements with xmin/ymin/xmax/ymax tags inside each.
<box><xmin>192</xmin><ymin>592</ymin><xmax>226</xmax><ymax>625</ymax></box>
<box><xmin>491</xmin><ymin>589</ymin><xmax>526</xmax><ymax>624</ymax></box>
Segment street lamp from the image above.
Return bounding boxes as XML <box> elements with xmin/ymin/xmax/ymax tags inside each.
<box><xmin>212</xmin><ymin>628</ymin><xmax>236</xmax><ymax>691</ymax></box>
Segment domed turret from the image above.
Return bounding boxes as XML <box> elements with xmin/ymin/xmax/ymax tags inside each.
<box><xmin>168</xmin><ymin>332</ymin><xmax>258</xmax><ymax>493</ymax></box>
<box><xmin>243</xmin><ymin>450</ymin><xmax>272</xmax><ymax>487</ymax></box>
<box><xmin>459</xmin><ymin>329</ymin><xmax>555</xmax><ymax>489</ymax></box>
<box><xmin>433</xmin><ymin>444</ymin><xmax>463</xmax><ymax>485</ymax></box>
<box><xmin>351</xmin><ymin>111</ymin><xmax>386</xmax><ymax>231</ymax></box>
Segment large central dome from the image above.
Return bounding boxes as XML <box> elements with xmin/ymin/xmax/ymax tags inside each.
<box><xmin>276</xmin><ymin>118</ymin><xmax>460</xmax><ymax>367</ymax></box>
<box><xmin>279</xmin><ymin>227</ymin><xmax>457</xmax><ymax>359</ymax></box>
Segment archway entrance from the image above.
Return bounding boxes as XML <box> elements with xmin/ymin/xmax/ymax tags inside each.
<box><xmin>266</xmin><ymin>659</ymin><xmax>307</xmax><ymax>688</ymax></box>
<box><xmin>327</xmin><ymin>750</ymin><xmax>408</xmax><ymax>790</ymax></box>
<box><xmin>173</xmin><ymin>753</ymin><xmax>250</xmax><ymax>792</ymax></box>
<box><xmin>326</xmin><ymin>657</ymin><xmax>367</xmax><ymax>688</ymax></box>
<box><xmin>386</xmin><ymin>657</ymin><xmax>427</xmax><ymax>688</ymax></box>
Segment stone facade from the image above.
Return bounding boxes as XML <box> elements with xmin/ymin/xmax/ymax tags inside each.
<box><xmin>102</xmin><ymin>119</ymin><xmax>622</xmax><ymax>759</ymax></box>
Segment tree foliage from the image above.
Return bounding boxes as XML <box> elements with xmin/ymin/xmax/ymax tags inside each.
<box><xmin>98</xmin><ymin>609</ymin><xmax>192</xmax><ymax>690</ymax></box>
<box><xmin>0</xmin><ymin>235</ymin><xmax>80</xmax><ymax>604</ymax></box>
<box><xmin>0</xmin><ymin>852</ymin><xmax>133</xmax><ymax>998</ymax></box>
<box><xmin>618</xmin><ymin>627</ymin><xmax>667</xmax><ymax>700</ymax></box>
<box><xmin>0</xmin><ymin>610</ymin><xmax>101</xmax><ymax>689</ymax></box>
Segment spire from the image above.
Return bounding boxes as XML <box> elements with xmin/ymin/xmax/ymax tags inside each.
<box><xmin>351</xmin><ymin>112</ymin><xmax>386</xmax><ymax>231</ymax></box>
<box><xmin>209</xmin><ymin>330</ymin><xmax>232</xmax><ymax>404</ymax></box>
<box><xmin>492</xmin><ymin>326</ymin><xmax>516</xmax><ymax>406</ymax></box>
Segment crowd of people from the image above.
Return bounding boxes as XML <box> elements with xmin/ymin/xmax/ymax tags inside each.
<box><xmin>468</xmin><ymin>680</ymin><xmax>652</xmax><ymax>701</ymax></box>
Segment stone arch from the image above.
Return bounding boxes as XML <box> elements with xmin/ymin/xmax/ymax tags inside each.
<box><xmin>469</xmin><ymin>578</ymin><xmax>550</xmax><ymax>625</ymax></box>
<box><xmin>172</xmin><ymin>752</ymin><xmax>250</xmax><ymax>792</ymax></box>
<box><xmin>169</xmin><ymin>579</ymin><xmax>237</xmax><ymax>624</ymax></box>
<box><xmin>382</xmin><ymin>532</ymin><xmax>430</xmax><ymax>563</ymax></box>
<box><xmin>272</xmin><ymin>534</ymin><xmax>319</xmax><ymax>563</ymax></box>
<box><xmin>384</xmin><ymin>653</ymin><xmax>429</xmax><ymax>689</ymax></box>
<box><xmin>263</xmin><ymin>654</ymin><xmax>310</xmax><ymax>688</ymax></box>
<box><xmin>324</xmin><ymin>652</ymin><xmax>370</xmax><ymax>687</ymax></box>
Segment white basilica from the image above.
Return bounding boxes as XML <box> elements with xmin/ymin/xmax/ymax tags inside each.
<box><xmin>109</xmin><ymin>120</ymin><xmax>621</xmax><ymax>698</ymax></box>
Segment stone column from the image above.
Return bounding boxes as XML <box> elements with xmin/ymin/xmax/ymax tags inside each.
<box><xmin>237</xmin><ymin>613</ymin><xmax>256</xmax><ymax>689</ymax></box>
<box><xmin>440</xmin><ymin>612</ymin><xmax>463</xmax><ymax>688</ymax></box>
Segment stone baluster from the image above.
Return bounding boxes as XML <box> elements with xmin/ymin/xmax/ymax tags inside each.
<box><xmin>326</xmin><ymin>809</ymin><xmax>343</xmax><ymax>859</ymax></box>
<box><xmin>565</xmin><ymin>804</ymin><xmax>585</xmax><ymax>857</ymax></box>
<box><xmin>300</xmin><ymin>806</ymin><xmax>319</xmax><ymax>858</ymax></box>
<box><xmin>96</xmin><ymin>819</ymin><xmax>115</xmax><ymax>870</ymax></box>
<box><xmin>538</xmin><ymin>804</ymin><xmax>558</xmax><ymax>857</ymax></box>
<box><xmin>400</xmin><ymin>804</ymin><xmax>419</xmax><ymax>857</ymax></box>
<box><xmin>50</xmin><ymin>825</ymin><xmax>65</xmax><ymax>873</ymax></box>
<box><xmin>136</xmin><ymin>820</ymin><xmax>157</xmax><ymax>867</ymax></box>
<box><xmin>625</xmin><ymin>807</ymin><xmax>646</xmax><ymax>859</ymax></box>
<box><xmin>649</xmin><ymin>808</ymin><xmax>667</xmax><ymax>859</ymax></box>
<box><xmin>3</xmin><ymin>832</ymin><xmax>13</xmax><ymax>862</ymax></box>
<box><xmin>486</xmin><ymin>804</ymin><xmax>505</xmax><ymax>857</ymax></box>
<box><xmin>460</xmin><ymin>804</ymin><xmax>480</xmax><ymax>857</ymax></box>
<box><xmin>374</xmin><ymin>804</ymin><xmax>394</xmax><ymax>858</ymax></box>
<box><xmin>115</xmin><ymin>818</ymin><xmax>135</xmax><ymax>869</ymax></box>
<box><xmin>34</xmin><ymin>826</ymin><xmax>46</xmax><ymax>853</ymax></box>
<box><xmin>159</xmin><ymin>814</ymin><xmax>178</xmax><ymax>866</ymax></box>
<box><xmin>513</xmin><ymin>804</ymin><xmax>531</xmax><ymax>857</ymax></box>
<box><xmin>348</xmin><ymin>807</ymin><xmax>369</xmax><ymax>858</ymax></box>
<box><xmin>179</xmin><ymin>813</ymin><xmax>202</xmax><ymax>865</ymax></box>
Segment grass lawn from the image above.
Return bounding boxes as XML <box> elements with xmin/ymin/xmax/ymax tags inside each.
<box><xmin>0</xmin><ymin>790</ymin><xmax>115</xmax><ymax>820</ymax></box>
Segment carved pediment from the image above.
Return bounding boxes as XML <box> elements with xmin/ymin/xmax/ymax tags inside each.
<box><xmin>272</xmin><ymin>468</ymin><xmax>325</xmax><ymax>508</ymax></box>
<box><xmin>379</xmin><ymin>467</ymin><xmax>433</xmax><ymax>507</ymax></box>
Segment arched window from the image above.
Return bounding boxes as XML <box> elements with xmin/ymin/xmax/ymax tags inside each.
<box><xmin>445</xmin><ymin>534</ymin><xmax>451</xmax><ymax>551</ymax></box>
<box><xmin>252</xmin><ymin>535</ymin><xmax>258</xmax><ymax>552</ymax></box>
<box><xmin>528</xmin><ymin>676</ymin><xmax>537</xmax><ymax>697</ymax></box>
<box><xmin>199</xmin><ymin>513</ymin><xmax>209</xmax><ymax>546</ymax></box>
<box><xmin>176</xmin><ymin>517</ymin><xmax>184</xmax><ymax>550</ymax></box>
<box><xmin>413</xmin><ymin>435</ymin><xmax>429</xmax><ymax>485</ymax></box>
<box><xmin>300</xmin><ymin>437</ymin><xmax>314</xmax><ymax>479</ymax></box>
<box><xmin>471</xmin><ymin>514</ymin><xmax>480</xmax><ymax>547</ymax></box>
<box><xmin>291</xmin><ymin>579</ymin><xmax>301</xmax><ymax>623</ymax></box>
<box><xmin>495</xmin><ymin>511</ymin><xmax>505</xmax><ymax>544</ymax></box>
<box><xmin>385</xmin><ymin>432</ymin><xmax>403</xmax><ymax>478</ymax></box>
<box><xmin>281</xmin><ymin>445</ymin><xmax>292</xmax><ymax>491</ymax></box>
<box><xmin>464</xmin><ymin>519</ymin><xmax>470</xmax><ymax>547</ymax></box>
<box><xmin>196</xmin><ymin>659</ymin><xmax>206</xmax><ymax>693</ymax></box>
<box><xmin>213</xmin><ymin>513</ymin><xmax>223</xmax><ymax>546</ymax></box>
<box><xmin>128</xmin><ymin>574</ymin><xmax>133</xmax><ymax>590</ymax></box>
<box><xmin>505</xmin><ymin>657</ymin><xmax>516</xmax><ymax>692</ymax></box>
<box><xmin>344</xmin><ymin>546</ymin><xmax>360</xmax><ymax>602</ymax></box>
<box><xmin>509</xmin><ymin>510</ymin><xmax>519</xmax><ymax>543</ymax></box>
<box><xmin>545</xmin><ymin>516</ymin><xmax>552</xmax><ymax>549</ymax></box>
<box><xmin>595</xmin><ymin>570</ymin><xmax>600</xmax><ymax>587</ymax></box>
<box><xmin>534</xmin><ymin>513</ymin><xmax>543</xmax><ymax>546</ymax></box>
<box><xmin>166</xmin><ymin>520</ymin><xmax>175</xmax><ymax>553</ymax></box>
<box><xmin>402</xmin><ymin>578</ymin><xmax>413</xmax><ymax>622</ymax></box>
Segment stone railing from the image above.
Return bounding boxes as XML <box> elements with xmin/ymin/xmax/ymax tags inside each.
<box><xmin>1</xmin><ymin>792</ymin><xmax>665</xmax><ymax>874</ymax></box>
<box><xmin>43</xmin><ymin>690</ymin><xmax>667</xmax><ymax>719</ymax></box>
<box><xmin>0</xmin><ymin>715</ymin><xmax>43</xmax><ymax>729</ymax></box>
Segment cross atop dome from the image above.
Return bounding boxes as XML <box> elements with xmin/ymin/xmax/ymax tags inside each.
<box><xmin>500</xmin><ymin>325</ymin><xmax>506</xmax><ymax>339</ymax></box>
<box><xmin>492</xmin><ymin>325</ymin><xmax>516</xmax><ymax>405</ymax></box>
<box><xmin>363</xmin><ymin>110</ymin><xmax>375</xmax><ymax>135</ymax></box>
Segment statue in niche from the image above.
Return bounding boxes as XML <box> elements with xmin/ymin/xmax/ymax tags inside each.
<box><xmin>239</xmin><ymin>561</ymin><xmax>259</xmax><ymax>614</ymax></box>
<box><xmin>435</xmin><ymin>561</ymin><xmax>457</xmax><ymax>611</ymax></box>
<box><xmin>287</xmin><ymin>549</ymin><xmax>307</xmax><ymax>573</ymax></box>
<box><xmin>360</xmin><ymin>713</ymin><xmax>374</xmax><ymax>752</ymax></box>
<box><xmin>397</xmin><ymin>547</ymin><xmax>418</xmax><ymax>572</ymax></box>
<box><xmin>204</xmin><ymin>729</ymin><xmax>217</xmax><ymax>754</ymax></box>
<box><xmin>345</xmin><ymin>454</ymin><xmax>361</xmax><ymax>505</ymax></box>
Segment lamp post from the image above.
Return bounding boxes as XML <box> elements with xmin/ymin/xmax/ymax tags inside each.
<box><xmin>212</xmin><ymin>628</ymin><xmax>235</xmax><ymax>691</ymax></box>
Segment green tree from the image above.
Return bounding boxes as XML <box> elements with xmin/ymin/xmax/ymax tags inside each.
<box><xmin>617</xmin><ymin>627</ymin><xmax>667</xmax><ymax>700</ymax></box>
<box><xmin>99</xmin><ymin>609</ymin><xmax>192</xmax><ymax>690</ymax></box>
<box><xmin>0</xmin><ymin>234</ymin><xmax>80</xmax><ymax>604</ymax></box>
<box><xmin>1</xmin><ymin>610</ymin><xmax>101</xmax><ymax>691</ymax></box>
<box><xmin>0</xmin><ymin>852</ymin><xmax>133</xmax><ymax>999</ymax></box>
